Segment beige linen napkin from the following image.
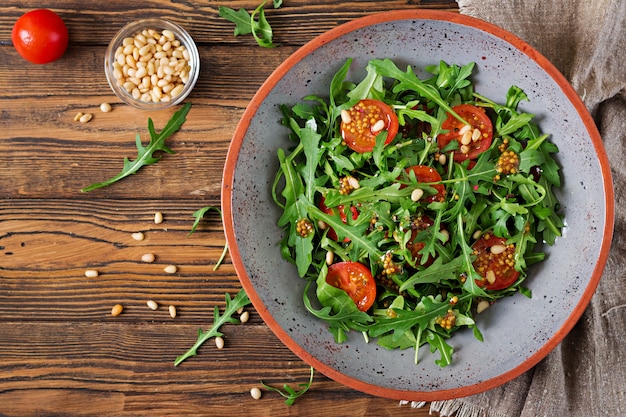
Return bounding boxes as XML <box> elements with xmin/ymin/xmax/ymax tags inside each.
<box><xmin>406</xmin><ymin>1</ymin><xmax>626</xmax><ymax>416</ymax></box>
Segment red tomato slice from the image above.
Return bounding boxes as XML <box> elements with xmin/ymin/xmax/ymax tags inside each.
<box><xmin>438</xmin><ymin>104</ymin><xmax>493</xmax><ymax>162</ymax></box>
<box><xmin>400</xmin><ymin>165</ymin><xmax>446</xmax><ymax>203</ymax></box>
<box><xmin>318</xmin><ymin>197</ymin><xmax>359</xmax><ymax>242</ymax></box>
<box><xmin>12</xmin><ymin>9</ymin><xmax>69</xmax><ymax>64</ymax></box>
<box><xmin>472</xmin><ymin>234</ymin><xmax>520</xmax><ymax>290</ymax></box>
<box><xmin>326</xmin><ymin>261</ymin><xmax>376</xmax><ymax>311</ymax></box>
<box><xmin>340</xmin><ymin>99</ymin><xmax>399</xmax><ymax>153</ymax></box>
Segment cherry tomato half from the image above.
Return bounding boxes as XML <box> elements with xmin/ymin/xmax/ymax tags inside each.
<box><xmin>12</xmin><ymin>9</ymin><xmax>69</xmax><ymax>64</ymax></box>
<box><xmin>400</xmin><ymin>165</ymin><xmax>446</xmax><ymax>203</ymax></box>
<box><xmin>318</xmin><ymin>197</ymin><xmax>359</xmax><ymax>242</ymax></box>
<box><xmin>326</xmin><ymin>261</ymin><xmax>376</xmax><ymax>311</ymax></box>
<box><xmin>437</xmin><ymin>104</ymin><xmax>493</xmax><ymax>162</ymax></box>
<box><xmin>340</xmin><ymin>99</ymin><xmax>399</xmax><ymax>153</ymax></box>
<box><xmin>472</xmin><ymin>234</ymin><xmax>520</xmax><ymax>290</ymax></box>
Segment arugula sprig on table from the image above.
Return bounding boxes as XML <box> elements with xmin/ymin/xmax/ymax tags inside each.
<box><xmin>81</xmin><ymin>103</ymin><xmax>191</xmax><ymax>192</ymax></box>
<box><xmin>272</xmin><ymin>59</ymin><xmax>563</xmax><ymax>367</ymax></box>
<box><xmin>261</xmin><ymin>366</ymin><xmax>314</xmax><ymax>406</ymax></box>
<box><xmin>219</xmin><ymin>1</ymin><xmax>282</xmax><ymax>48</ymax></box>
<box><xmin>174</xmin><ymin>289</ymin><xmax>251</xmax><ymax>366</ymax></box>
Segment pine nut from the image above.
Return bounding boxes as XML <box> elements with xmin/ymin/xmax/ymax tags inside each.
<box><xmin>325</xmin><ymin>250</ymin><xmax>334</xmax><ymax>265</ymax></box>
<box><xmin>99</xmin><ymin>102</ymin><xmax>112</xmax><ymax>113</ymax></box>
<box><xmin>215</xmin><ymin>336</ymin><xmax>225</xmax><ymax>349</ymax></box>
<box><xmin>84</xmin><ymin>269</ymin><xmax>99</xmax><ymax>278</ymax></box>
<box><xmin>438</xmin><ymin>153</ymin><xmax>447</xmax><ymax>165</ymax></box>
<box><xmin>347</xmin><ymin>176</ymin><xmax>360</xmax><ymax>190</ymax></box>
<box><xmin>131</xmin><ymin>232</ymin><xmax>145</xmax><ymax>241</ymax></box>
<box><xmin>340</xmin><ymin>109</ymin><xmax>352</xmax><ymax>124</ymax></box>
<box><xmin>147</xmin><ymin>300</ymin><xmax>158</xmax><ymax>310</ymax></box>
<box><xmin>460</xmin><ymin>144</ymin><xmax>470</xmax><ymax>154</ymax></box>
<box><xmin>240</xmin><ymin>311</ymin><xmax>250</xmax><ymax>324</ymax></box>
<box><xmin>477</xmin><ymin>300</ymin><xmax>490</xmax><ymax>314</ymax></box>
<box><xmin>490</xmin><ymin>244</ymin><xmax>507</xmax><ymax>255</ymax></box>
<box><xmin>250</xmin><ymin>387</ymin><xmax>262</xmax><ymax>400</ymax></box>
<box><xmin>486</xmin><ymin>269</ymin><xmax>496</xmax><ymax>284</ymax></box>
<box><xmin>411</xmin><ymin>188</ymin><xmax>424</xmax><ymax>202</ymax></box>
<box><xmin>459</xmin><ymin>124</ymin><xmax>471</xmax><ymax>135</ymax></box>
<box><xmin>169</xmin><ymin>305</ymin><xmax>177</xmax><ymax>318</ymax></box>
<box><xmin>79</xmin><ymin>113</ymin><xmax>93</xmax><ymax>123</ymax></box>
<box><xmin>141</xmin><ymin>253</ymin><xmax>155</xmax><ymax>263</ymax></box>
<box><xmin>440</xmin><ymin>229</ymin><xmax>450</xmax><ymax>243</ymax></box>
<box><xmin>164</xmin><ymin>264</ymin><xmax>177</xmax><ymax>274</ymax></box>
<box><xmin>154</xmin><ymin>211</ymin><xmax>163</xmax><ymax>224</ymax></box>
<box><xmin>461</xmin><ymin>129</ymin><xmax>472</xmax><ymax>145</ymax></box>
<box><xmin>111</xmin><ymin>304</ymin><xmax>123</xmax><ymax>316</ymax></box>
<box><xmin>472</xmin><ymin>128</ymin><xmax>482</xmax><ymax>141</ymax></box>
<box><xmin>371</xmin><ymin>119</ymin><xmax>386</xmax><ymax>133</ymax></box>
<box><xmin>74</xmin><ymin>112</ymin><xmax>84</xmax><ymax>121</ymax></box>
<box><xmin>236</xmin><ymin>306</ymin><xmax>244</xmax><ymax>315</ymax></box>
<box><xmin>472</xmin><ymin>230</ymin><xmax>482</xmax><ymax>239</ymax></box>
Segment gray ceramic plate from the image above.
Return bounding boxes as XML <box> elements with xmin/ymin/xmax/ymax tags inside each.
<box><xmin>222</xmin><ymin>10</ymin><xmax>614</xmax><ymax>400</ymax></box>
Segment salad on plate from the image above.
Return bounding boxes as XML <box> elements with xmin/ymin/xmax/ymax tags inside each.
<box><xmin>272</xmin><ymin>58</ymin><xmax>563</xmax><ymax>367</ymax></box>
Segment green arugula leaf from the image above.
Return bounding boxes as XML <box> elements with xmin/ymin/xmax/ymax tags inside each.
<box><xmin>174</xmin><ymin>289</ymin><xmax>251</xmax><ymax>366</ymax></box>
<box><xmin>427</xmin><ymin>331</ymin><xmax>455</xmax><ymax>367</ymax></box>
<box><xmin>219</xmin><ymin>1</ymin><xmax>278</xmax><ymax>48</ymax></box>
<box><xmin>81</xmin><ymin>103</ymin><xmax>191</xmax><ymax>192</ymax></box>
<box><xmin>261</xmin><ymin>366</ymin><xmax>314</xmax><ymax>406</ymax></box>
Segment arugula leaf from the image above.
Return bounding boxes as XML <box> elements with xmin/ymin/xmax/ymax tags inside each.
<box><xmin>261</xmin><ymin>366</ymin><xmax>314</xmax><ymax>406</ymax></box>
<box><xmin>81</xmin><ymin>103</ymin><xmax>191</xmax><ymax>192</ymax></box>
<box><xmin>174</xmin><ymin>289</ymin><xmax>251</xmax><ymax>366</ymax></box>
<box><xmin>188</xmin><ymin>206</ymin><xmax>228</xmax><ymax>271</ymax></box>
<box><xmin>219</xmin><ymin>1</ymin><xmax>278</xmax><ymax>48</ymax></box>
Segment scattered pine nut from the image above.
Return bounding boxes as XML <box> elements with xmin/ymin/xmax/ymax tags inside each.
<box><xmin>460</xmin><ymin>129</ymin><xmax>472</xmax><ymax>145</ymax></box>
<box><xmin>472</xmin><ymin>230</ymin><xmax>482</xmax><ymax>239</ymax></box>
<box><xmin>111</xmin><ymin>304</ymin><xmax>123</xmax><ymax>316</ymax></box>
<box><xmin>169</xmin><ymin>305</ymin><xmax>177</xmax><ymax>318</ymax></box>
<box><xmin>74</xmin><ymin>112</ymin><xmax>84</xmax><ymax>121</ymax></box>
<box><xmin>250</xmin><ymin>387</ymin><xmax>262</xmax><ymax>400</ymax></box>
<box><xmin>410</xmin><ymin>188</ymin><xmax>424</xmax><ymax>202</ymax></box>
<box><xmin>240</xmin><ymin>311</ymin><xmax>250</xmax><ymax>324</ymax></box>
<box><xmin>371</xmin><ymin>119</ymin><xmax>386</xmax><ymax>133</ymax></box>
<box><xmin>84</xmin><ymin>269</ymin><xmax>99</xmax><ymax>278</ymax></box>
<box><xmin>100</xmin><ymin>102</ymin><xmax>112</xmax><ymax>113</ymax></box>
<box><xmin>215</xmin><ymin>336</ymin><xmax>225</xmax><ymax>349</ymax></box>
<box><xmin>131</xmin><ymin>232</ymin><xmax>145</xmax><ymax>241</ymax></box>
<box><xmin>141</xmin><ymin>253</ymin><xmax>155</xmax><ymax>263</ymax></box>
<box><xmin>147</xmin><ymin>300</ymin><xmax>158</xmax><ymax>310</ymax></box>
<box><xmin>154</xmin><ymin>211</ymin><xmax>163</xmax><ymax>224</ymax></box>
<box><xmin>490</xmin><ymin>244</ymin><xmax>507</xmax><ymax>255</ymax></box>
<box><xmin>325</xmin><ymin>250</ymin><xmax>334</xmax><ymax>265</ymax></box>
<box><xmin>440</xmin><ymin>229</ymin><xmax>450</xmax><ymax>243</ymax></box>
<box><xmin>164</xmin><ymin>264</ymin><xmax>177</xmax><ymax>274</ymax></box>
<box><xmin>477</xmin><ymin>300</ymin><xmax>490</xmax><ymax>314</ymax></box>
<box><xmin>79</xmin><ymin>113</ymin><xmax>93</xmax><ymax>123</ymax></box>
<box><xmin>340</xmin><ymin>109</ymin><xmax>351</xmax><ymax>124</ymax></box>
<box><xmin>486</xmin><ymin>269</ymin><xmax>496</xmax><ymax>285</ymax></box>
<box><xmin>438</xmin><ymin>153</ymin><xmax>447</xmax><ymax>165</ymax></box>
<box><xmin>236</xmin><ymin>306</ymin><xmax>244</xmax><ymax>315</ymax></box>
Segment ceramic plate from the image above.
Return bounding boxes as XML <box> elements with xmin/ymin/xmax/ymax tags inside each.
<box><xmin>222</xmin><ymin>10</ymin><xmax>614</xmax><ymax>400</ymax></box>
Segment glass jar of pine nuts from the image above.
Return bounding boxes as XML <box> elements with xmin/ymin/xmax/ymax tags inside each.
<box><xmin>104</xmin><ymin>19</ymin><xmax>199</xmax><ymax>110</ymax></box>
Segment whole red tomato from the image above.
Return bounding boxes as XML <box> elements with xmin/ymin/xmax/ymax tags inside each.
<box><xmin>12</xmin><ymin>9</ymin><xmax>69</xmax><ymax>64</ymax></box>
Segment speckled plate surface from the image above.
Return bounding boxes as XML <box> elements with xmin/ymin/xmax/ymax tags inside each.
<box><xmin>222</xmin><ymin>10</ymin><xmax>614</xmax><ymax>401</ymax></box>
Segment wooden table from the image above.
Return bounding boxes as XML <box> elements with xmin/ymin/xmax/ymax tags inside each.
<box><xmin>1</xmin><ymin>1</ymin><xmax>460</xmax><ymax>416</ymax></box>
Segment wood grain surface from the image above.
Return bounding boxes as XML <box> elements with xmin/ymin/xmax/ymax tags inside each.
<box><xmin>1</xmin><ymin>1</ymin><xmax>459</xmax><ymax>416</ymax></box>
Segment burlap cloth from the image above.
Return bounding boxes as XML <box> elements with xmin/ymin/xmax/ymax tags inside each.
<box><xmin>406</xmin><ymin>1</ymin><xmax>626</xmax><ymax>415</ymax></box>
